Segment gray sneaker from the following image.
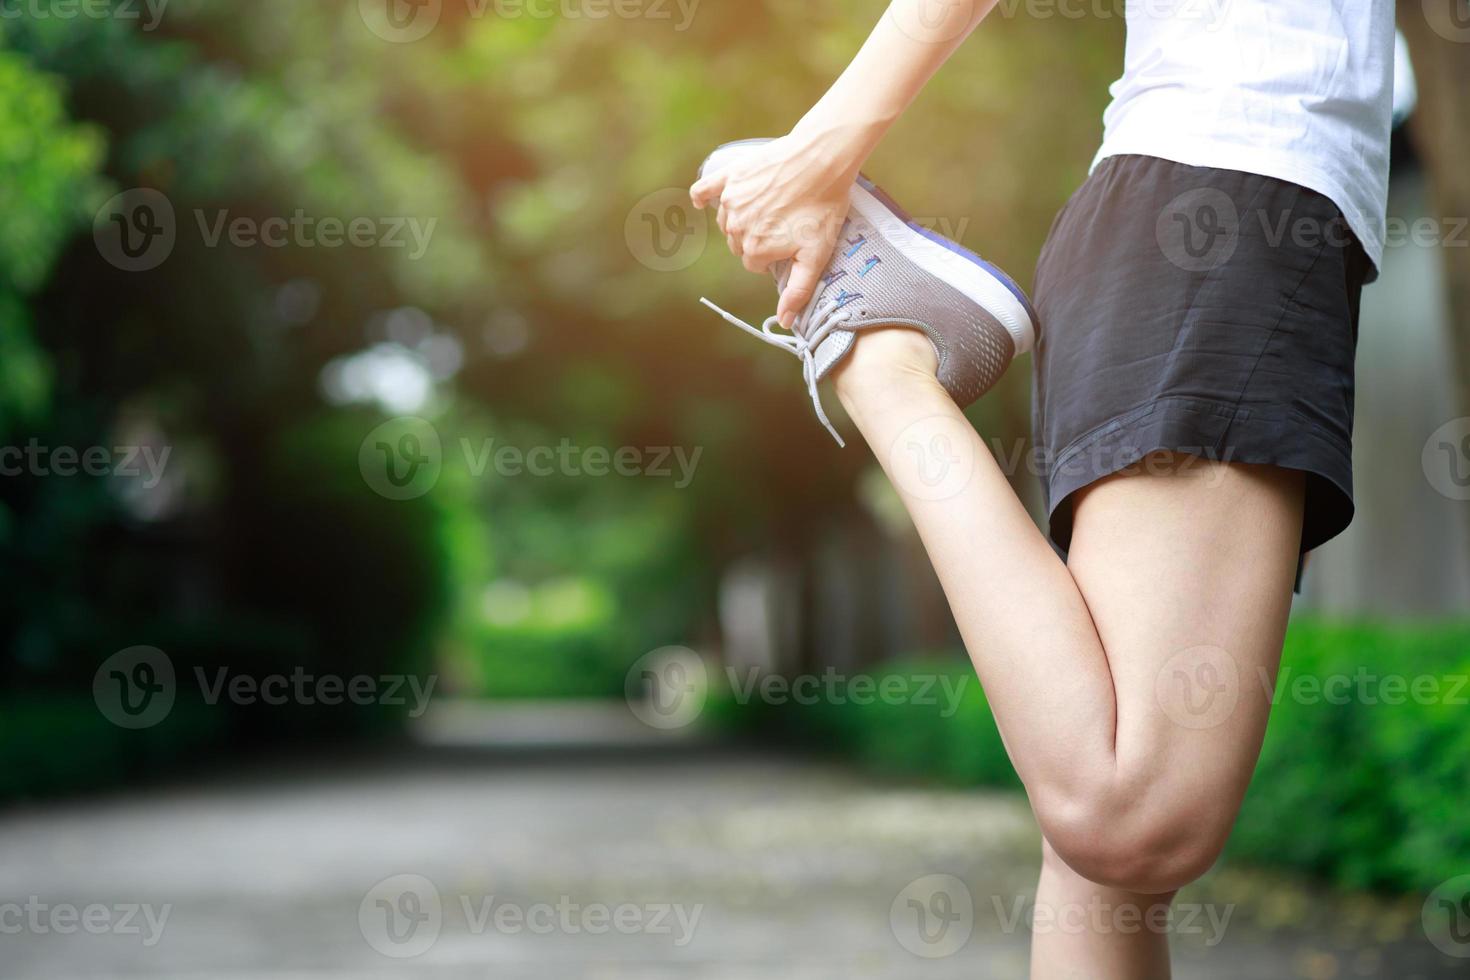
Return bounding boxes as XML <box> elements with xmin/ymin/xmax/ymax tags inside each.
<box><xmin>697</xmin><ymin>138</ymin><xmax>1038</xmax><ymax>446</ymax></box>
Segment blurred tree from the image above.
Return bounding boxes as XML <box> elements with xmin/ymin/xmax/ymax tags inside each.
<box><xmin>0</xmin><ymin>0</ymin><xmax>1126</xmax><ymax>777</ymax></box>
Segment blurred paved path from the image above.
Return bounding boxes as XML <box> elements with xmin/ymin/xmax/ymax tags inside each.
<box><xmin>0</xmin><ymin>746</ymin><xmax>1456</xmax><ymax>978</ymax></box>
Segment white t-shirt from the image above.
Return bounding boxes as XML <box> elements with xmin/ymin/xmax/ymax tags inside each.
<box><xmin>1094</xmin><ymin>0</ymin><xmax>1396</xmax><ymax>271</ymax></box>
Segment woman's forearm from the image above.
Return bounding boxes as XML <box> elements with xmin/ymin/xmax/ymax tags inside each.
<box><xmin>789</xmin><ymin>0</ymin><xmax>1000</xmax><ymax>179</ymax></box>
<box><xmin>689</xmin><ymin>0</ymin><xmax>999</xmax><ymax>324</ymax></box>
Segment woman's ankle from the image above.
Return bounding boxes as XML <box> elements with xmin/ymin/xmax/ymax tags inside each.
<box><xmin>830</xmin><ymin>326</ymin><xmax>942</xmax><ymax>415</ymax></box>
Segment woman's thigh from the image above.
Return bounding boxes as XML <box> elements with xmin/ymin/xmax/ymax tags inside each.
<box><xmin>1066</xmin><ymin>453</ymin><xmax>1304</xmax><ymax>821</ymax></box>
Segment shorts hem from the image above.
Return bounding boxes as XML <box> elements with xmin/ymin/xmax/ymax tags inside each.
<box><xmin>1042</xmin><ymin>395</ymin><xmax>1354</xmax><ymax>556</ymax></box>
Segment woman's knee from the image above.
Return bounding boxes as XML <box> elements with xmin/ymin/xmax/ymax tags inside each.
<box><xmin>1036</xmin><ymin>788</ymin><xmax>1232</xmax><ymax>894</ymax></box>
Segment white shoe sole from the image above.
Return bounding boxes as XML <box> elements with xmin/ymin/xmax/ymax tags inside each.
<box><xmin>849</xmin><ymin>179</ymin><xmax>1036</xmax><ymax>355</ymax></box>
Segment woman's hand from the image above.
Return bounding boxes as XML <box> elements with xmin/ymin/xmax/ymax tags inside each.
<box><xmin>689</xmin><ymin>131</ymin><xmax>857</xmax><ymax>330</ymax></box>
<box><xmin>688</xmin><ymin>0</ymin><xmax>995</xmax><ymax>328</ymax></box>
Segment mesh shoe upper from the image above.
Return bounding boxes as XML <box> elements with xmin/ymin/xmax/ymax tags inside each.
<box><xmin>698</xmin><ymin>140</ymin><xmax>1029</xmax><ymax>445</ymax></box>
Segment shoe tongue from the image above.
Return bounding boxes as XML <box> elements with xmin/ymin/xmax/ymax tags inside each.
<box><xmin>770</xmin><ymin>258</ymin><xmax>793</xmax><ymax>295</ymax></box>
<box><xmin>811</xmin><ymin>329</ymin><xmax>855</xmax><ymax>382</ymax></box>
<box><xmin>770</xmin><ymin>257</ymin><xmax>856</xmax><ymax>381</ymax></box>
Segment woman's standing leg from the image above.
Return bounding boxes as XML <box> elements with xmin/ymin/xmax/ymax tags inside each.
<box><xmin>1031</xmin><ymin>838</ymin><xmax>1175</xmax><ymax>980</ymax></box>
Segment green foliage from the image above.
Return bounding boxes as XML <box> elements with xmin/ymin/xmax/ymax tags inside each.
<box><xmin>1234</xmin><ymin>622</ymin><xmax>1470</xmax><ymax>892</ymax></box>
<box><xmin>762</xmin><ymin>652</ymin><xmax>1021</xmax><ymax>788</ymax></box>
<box><xmin>770</xmin><ymin>622</ymin><xmax>1470</xmax><ymax>893</ymax></box>
<box><xmin>0</xmin><ymin>49</ymin><xmax>105</xmax><ymax>292</ymax></box>
<box><xmin>0</xmin><ymin>694</ymin><xmax>225</xmax><ymax>799</ymax></box>
<box><xmin>0</xmin><ymin>48</ymin><xmax>104</xmax><ymax>436</ymax></box>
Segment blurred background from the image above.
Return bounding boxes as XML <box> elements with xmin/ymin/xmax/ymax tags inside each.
<box><xmin>1</xmin><ymin>1</ymin><xmax>1468</xmax><ymax>977</ymax></box>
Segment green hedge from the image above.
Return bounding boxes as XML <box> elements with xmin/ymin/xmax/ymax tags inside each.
<box><xmin>762</xmin><ymin>621</ymin><xmax>1470</xmax><ymax>893</ymax></box>
<box><xmin>0</xmin><ymin>695</ymin><xmax>227</xmax><ymax>800</ymax></box>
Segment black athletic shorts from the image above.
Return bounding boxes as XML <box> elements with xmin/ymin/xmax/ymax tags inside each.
<box><xmin>1031</xmin><ymin>153</ymin><xmax>1374</xmax><ymax>559</ymax></box>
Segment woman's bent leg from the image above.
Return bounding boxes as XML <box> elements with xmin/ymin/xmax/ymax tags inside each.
<box><xmin>830</xmin><ymin>327</ymin><xmax>1302</xmax><ymax>898</ymax></box>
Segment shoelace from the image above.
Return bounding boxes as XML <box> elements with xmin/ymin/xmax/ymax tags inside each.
<box><xmin>698</xmin><ymin>295</ymin><xmax>854</xmax><ymax>447</ymax></box>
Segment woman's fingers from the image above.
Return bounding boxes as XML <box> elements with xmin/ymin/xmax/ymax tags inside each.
<box><xmin>777</xmin><ymin>254</ymin><xmax>825</xmax><ymax>329</ymax></box>
<box><xmin>741</xmin><ymin>252</ymin><xmax>769</xmax><ymax>274</ymax></box>
<box><xmin>689</xmin><ymin>170</ymin><xmax>727</xmax><ymax>209</ymax></box>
